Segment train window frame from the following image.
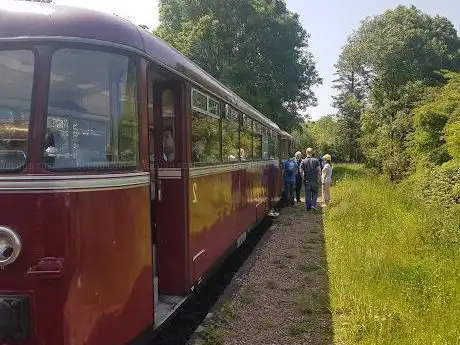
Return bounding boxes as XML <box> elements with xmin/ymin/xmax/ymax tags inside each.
<box><xmin>268</xmin><ymin>129</ymin><xmax>276</xmax><ymax>160</ymax></box>
<box><xmin>239</xmin><ymin>113</ymin><xmax>253</xmax><ymax>161</ymax></box>
<box><xmin>191</xmin><ymin>88</ymin><xmax>221</xmax><ymax>165</ymax></box>
<box><xmin>0</xmin><ymin>47</ymin><xmax>37</xmax><ymax>172</ymax></box>
<box><xmin>274</xmin><ymin>133</ymin><xmax>279</xmax><ymax>159</ymax></box>
<box><xmin>252</xmin><ymin>120</ymin><xmax>263</xmax><ymax>161</ymax></box>
<box><xmin>161</xmin><ymin>88</ymin><xmax>177</xmax><ymax>163</ymax></box>
<box><xmin>224</xmin><ymin>104</ymin><xmax>230</xmax><ymax>120</ymax></box>
<box><xmin>42</xmin><ymin>46</ymin><xmax>141</xmax><ymax>172</ymax></box>
<box><xmin>222</xmin><ymin>104</ymin><xmax>240</xmax><ymax>163</ymax></box>
<box><xmin>261</xmin><ymin>125</ymin><xmax>270</xmax><ymax>160</ymax></box>
<box><xmin>191</xmin><ymin>88</ymin><xmax>207</xmax><ymax>114</ymax></box>
<box><xmin>207</xmin><ymin>97</ymin><xmax>220</xmax><ymax>118</ymax></box>
<box><xmin>191</xmin><ymin>88</ymin><xmax>220</xmax><ymax>120</ymax></box>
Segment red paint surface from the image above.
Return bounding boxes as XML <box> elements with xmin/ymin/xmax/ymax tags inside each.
<box><xmin>0</xmin><ymin>186</ymin><xmax>153</xmax><ymax>345</ymax></box>
<box><xmin>155</xmin><ymin>177</ymin><xmax>189</xmax><ymax>295</ymax></box>
<box><xmin>188</xmin><ymin>163</ymin><xmax>281</xmax><ymax>285</ymax></box>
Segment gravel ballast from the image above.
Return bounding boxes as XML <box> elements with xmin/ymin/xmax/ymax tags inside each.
<box><xmin>192</xmin><ymin>203</ymin><xmax>334</xmax><ymax>345</ymax></box>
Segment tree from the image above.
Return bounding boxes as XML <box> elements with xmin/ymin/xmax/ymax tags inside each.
<box><xmin>156</xmin><ymin>0</ymin><xmax>321</xmax><ymax>130</ymax></box>
<box><xmin>335</xmin><ymin>5</ymin><xmax>460</xmax><ymax>179</ymax></box>
<box><xmin>347</xmin><ymin>6</ymin><xmax>460</xmax><ymax>96</ymax></box>
<box><xmin>309</xmin><ymin>116</ymin><xmax>338</xmax><ymax>157</ymax></box>
<box><xmin>291</xmin><ymin>116</ymin><xmax>345</xmax><ymax>161</ymax></box>
<box><xmin>292</xmin><ymin>121</ymin><xmax>316</xmax><ymax>154</ymax></box>
<box><xmin>332</xmin><ymin>30</ymin><xmax>371</xmax><ymax>164</ymax></box>
<box><xmin>335</xmin><ymin>94</ymin><xmax>364</xmax><ymax>162</ymax></box>
<box><xmin>332</xmin><ymin>44</ymin><xmax>370</xmax><ymax>108</ymax></box>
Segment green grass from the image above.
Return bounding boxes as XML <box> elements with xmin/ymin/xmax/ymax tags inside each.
<box><xmin>295</xmin><ymin>291</ymin><xmax>330</xmax><ymax>315</ymax></box>
<box><xmin>195</xmin><ymin>302</ymin><xmax>235</xmax><ymax>345</ymax></box>
<box><xmin>324</xmin><ymin>165</ymin><xmax>460</xmax><ymax>345</ymax></box>
<box><xmin>197</xmin><ymin>325</ymin><xmax>224</xmax><ymax>345</ymax></box>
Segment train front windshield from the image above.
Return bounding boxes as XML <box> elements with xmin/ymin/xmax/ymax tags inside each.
<box><xmin>45</xmin><ymin>49</ymin><xmax>139</xmax><ymax>170</ymax></box>
<box><xmin>0</xmin><ymin>48</ymin><xmax>141</xmax><ymax>172</ymax></box>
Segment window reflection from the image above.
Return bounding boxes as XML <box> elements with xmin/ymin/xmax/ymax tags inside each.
<box><xmin>222</xmin><ymin>107</ymin><xmax>239</xmax><ymax>162</ymax></box>
<box><xmin>161</xmin><ymin>89</ymin><xmax>175</xmax><ymax>162</ymax></box>
<box><xmin>0</xmin><ymin>50</ymin><xmax>34</xmax><ymax>170</ymax></box>
<box><xmin>240</xmin><ymin>115</ymin><xmax>252</xmax><ymax>161</ymax></box>
<box><xmin>262</xmin><ymin>127</ymin><xmax>269</xmax><ymax>160</ymax></box>
<box><xmin>45</xmin><ymin>49</ymin><xmax>138</xmax><ymax>169</ymax></box>
<box><xmin>191</xmin><ymin>111</ymin><xmax>220</xmax><ymax>163</ymax></box>
<box><xmin>268</xmin><ymin>130</ymin><xmax>275</xmax><ymax>159</ymax></box>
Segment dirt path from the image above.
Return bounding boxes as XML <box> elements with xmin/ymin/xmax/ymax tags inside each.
<box><xmin>192</xmin><ymin>204</ymin><xmax>334</xmax><ymax>345</ymax></box>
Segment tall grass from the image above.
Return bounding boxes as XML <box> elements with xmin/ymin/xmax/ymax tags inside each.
<box><xmin>324</xmin><ymin>165</ymin><xmax>460</xmax><ymax>345</ymax></box>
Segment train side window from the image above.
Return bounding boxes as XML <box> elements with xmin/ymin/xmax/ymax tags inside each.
<box><xmin>222</xmin><ymin>105</ymin><xmax>239</xmax><ymax>162</ymax></box>
<box><xmin>253</xmin><ymin>122</ymin><xmax>262</xmax><ymax>160</ymax></box>
<box><xmin>268</xmin><ymin>130</ymin><xmax>275</xmax><ymax>159</ymax></box>
<box><xmin>161</xmin><ymin>89</ymin><xmax>175</xmax><ymax>162</ymax></box>
<box><xmin>240</xmin><ymin>114</ymin><xmax>252</xmax><ymax>161</ymax></box>
<box><xmin>262</xmin><ymin>127</ymin><xmax>269</xmax><ymax>160</ymax></box>
<box><xmin>0</xmin><ymin>50</ymin><xmax>34</xmax><ymax>170</ymax></box>
<box><xmin>45</xmin><ymin>49</ymin><xmax>138</xmax><ymax>170</ymax></box>
<box><xmin>191</xmin><ymin>89</ymin><xmax>220</xmax><ymax>164</ymax></box>
<box><xmin>274</xmin><ymin>134</ymin><xmax>279</xmax><ymax>159</ymax></box>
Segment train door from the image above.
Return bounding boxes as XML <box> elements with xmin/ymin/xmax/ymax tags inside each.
<box><xmin>147</xmin><ymin>69</ymin><xmax>157</xmax><ymax>306</ymax></box>
<box><xmin>147</xmin><ymin>67</ymin><xmax>189</xmax><ymax>328</ymax></box>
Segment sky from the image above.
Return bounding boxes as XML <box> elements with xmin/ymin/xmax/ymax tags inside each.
<box><xmin>53</xmin><ymin>0</ymin><xmax>460</xmax><ymax>120</ymax></box>
<box><xmin>287</xmin><ymin>0</ymin><xmax>460</xmax><ymax>119</ymax></box>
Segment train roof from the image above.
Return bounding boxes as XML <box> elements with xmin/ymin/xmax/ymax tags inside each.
<box><xmin>280</xmin><ymin>131</ymin><xmax>293</xmax><ymax>140</ymax></box>
<box><xmin>0</xmin><ymin>1</ymin><xmax>281</xmax><ymax>132</ymax></box>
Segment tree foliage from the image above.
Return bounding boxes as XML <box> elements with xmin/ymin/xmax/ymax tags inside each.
<box><xmin>156</xmin><ymin>0</ymin><xmax>321</xmax><ymax>130</ymax></box>
<box><xmin>410</xmin><ymin>71</ymin><xmax>460</xmax><ymax>164</ymax></box>
<box><xmin>291</xmin><ymin>115</ymin><xmax>348</xmax><ymax>162</ymax></box>
<box><xmin>333</xmin><ymin>5</ymin><xmax>460</xmax><ymax>180</ymax></box>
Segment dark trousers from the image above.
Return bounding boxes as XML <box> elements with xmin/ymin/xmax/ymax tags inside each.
<box><xmin>284</xmin><ymin>180</ymin><xmax>295</xmax><ymax>205</ymax></box>
<box><xmin>295</xmin><ymin>174</ymin><xmax>302</xmax><ymax>201</ymax></box>
<box><xmin>305</xmin><ymin>181</ymin><xmax>319</xmax><ymax>210</ymax></box>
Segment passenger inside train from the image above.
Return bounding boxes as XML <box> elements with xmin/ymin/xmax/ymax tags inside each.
<box><xmin>162</xmin><ymin>127</ymin><xmax>175</xmax><ymax>162</ymax></box>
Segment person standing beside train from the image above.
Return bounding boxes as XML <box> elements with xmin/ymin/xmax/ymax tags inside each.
<box><xmin>321</xmin><ymin>154</ymin><xmax>333</xmax><ymax>206</ymax></box>
<box><xmin>283</xmin><ymin>155</ymin><xmax>298</xmax><ymax>206</ymax></box>
<box><xmin>294</xmin><ymin>151</ymin><xmax>303</xmax><ymax>202</ymax></box>
<box><xmin>300</xmin><ymin>148</ymin><xmax>321</xmax><ymax>211</ymax></box>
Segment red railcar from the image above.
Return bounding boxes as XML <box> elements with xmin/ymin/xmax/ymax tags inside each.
<box><xmin>0</xmin><ymin>2</ymin><xmax>292</xmax><ymax>344</ymax></box>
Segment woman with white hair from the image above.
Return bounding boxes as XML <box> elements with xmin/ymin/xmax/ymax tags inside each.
<box><xmin>294</xmin><ymin>151</ymin><xmax>303</xmax><ymax>202</ymax></box>
<box><xmin>321</xmin><ymin>154</ymin><xmax>333</xmax><ymax>205</ymax></box>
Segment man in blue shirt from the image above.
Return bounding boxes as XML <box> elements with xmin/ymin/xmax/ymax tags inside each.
<box><xmin>283</xmin><ymin>155</ymin><xmax>298</xmax><ymax>206</ymax></box>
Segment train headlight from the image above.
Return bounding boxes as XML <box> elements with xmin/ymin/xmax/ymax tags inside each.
<box><xmin>0</xmin><ymin>227</ymin><xmax>21</xmax><ymax>268</ymax></box>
